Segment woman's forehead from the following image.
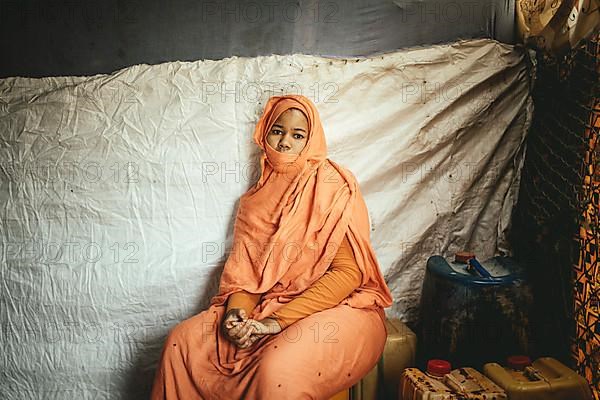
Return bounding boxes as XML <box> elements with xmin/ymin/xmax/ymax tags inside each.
<box><xmin>275</xmin><ymin>107</ymin><xmax>307</xmax><ymax>120</ymax></box>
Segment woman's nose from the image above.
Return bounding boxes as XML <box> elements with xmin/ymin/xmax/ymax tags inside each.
<box><xmin>278</xmin><ymin>134</ymin><xmax>291</xmax><ymax>150</ymax></box>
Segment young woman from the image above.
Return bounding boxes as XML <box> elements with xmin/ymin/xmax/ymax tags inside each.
<box><xmin>150</xmin><ymin>94</ymin><xmax>393</xmax><ymax>399</ymax></box>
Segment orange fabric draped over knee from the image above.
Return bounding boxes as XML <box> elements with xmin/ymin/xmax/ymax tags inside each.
<box><xmin>151</xmin><ymin>95</ymin><xmax>393</xmax><ymax>399</ymax></box>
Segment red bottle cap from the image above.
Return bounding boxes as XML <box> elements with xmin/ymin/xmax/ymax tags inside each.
<box><xmin>507</xmin><ymin>355</ymin><xmax>532</xmax><ymax>370</ymax></box>
<box><xmin>427</xmin><ymin>359</ymin><xmax>452</xmax><ymax>377</ymax></box>
<box><xmin>455</xmin><ymin>251</ymin><xmax>475</xmax><ymax>263</ymax></box>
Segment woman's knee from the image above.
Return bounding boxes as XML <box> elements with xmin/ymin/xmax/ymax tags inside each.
<box><xmin>165</xmin><ymin>310</ymin><xmax>215</xmax><ymax>345</ymax></box>
<box><xmin>253</xmin><ymin>348</ymin><xmax>312</xmax><ymax>398</ymax></box>
<box><xmin>254</xmin><ymin>336</ymin><xmax>307</xmax><ymax>377</ymax></box>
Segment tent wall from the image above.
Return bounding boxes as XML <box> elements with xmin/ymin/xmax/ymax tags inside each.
<box><xmin>0</xmin><ymin>39</ymin><xmax>532</xmax><ymax>399</ymax></box>
<box><xmin>0</xmin><ymin>0</ymin><xmax>516</xmax><ymax>78</ymax></box>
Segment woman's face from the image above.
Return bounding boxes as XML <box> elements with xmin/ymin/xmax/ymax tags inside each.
<box><xmin>266</xmin><ymin>108</ymin><xmax>308</xmax><ymax>155</ymax></box>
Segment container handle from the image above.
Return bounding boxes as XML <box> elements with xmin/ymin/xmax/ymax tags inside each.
<box><xmin>467</xmin><ymin>257</ymin><xmax>493</xmax><ymax>279</ymax></box>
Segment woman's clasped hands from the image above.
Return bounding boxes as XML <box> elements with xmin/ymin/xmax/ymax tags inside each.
<box><xmin>222</xmin><ymin>308</ymin><xmax>282</xmax><ymax>349</ymax></box>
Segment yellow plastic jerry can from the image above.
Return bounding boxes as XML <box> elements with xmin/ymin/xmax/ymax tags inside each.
<box><xmin>483</xmin><ymin>356</ymin><xmax>593</xmax><ymax>400</ymax></box>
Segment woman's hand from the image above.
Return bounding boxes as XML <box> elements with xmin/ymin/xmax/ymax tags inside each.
<box><xmin>236</xmin><ymin>317</ymin><xmax>283</xmax><ymax>348</ymax></box>
<box><xmin>222</xmin><ymin>308</ymin><xmax>256</xmax><ymax>349</ymax></box>
<box><xmin>222</xmin><ymin>310</ymin><xmax>283</xmax><ymax>349</ymax></box>
<box><xmin>250</xmin><ymin>318</ymin><xmax>282</xmax><ymax>335</ymax></box>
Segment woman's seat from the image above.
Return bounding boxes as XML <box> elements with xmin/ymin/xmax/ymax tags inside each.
<box><xmin>328</xmin><ymin>317</ymin><xmax>417</xmax><ymax>400</ymax></box>
<box><xmin>329</xmin><ymin>389</ymin><xmax>349</xmax><ymax>400</ymax></box>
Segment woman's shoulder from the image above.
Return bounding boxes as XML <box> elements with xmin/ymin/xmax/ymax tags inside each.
<box><xmin>327</xmin><ymin>158</ymin><xmax>356</xmax><ymax>180</ymax></box>
<box><xmin>322</xmin><ymin>159</ymin><xmax>358</xmax><ymax>186</ymax></box>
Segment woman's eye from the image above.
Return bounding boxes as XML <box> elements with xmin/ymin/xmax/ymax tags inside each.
<box><xmin>294</xmin><ymin>134</ymin><xmax>305</xmax><ymax>139</ymax></box>
<box><xmin>272</xmin><ymin>130</ymin><xmax>282</xmax><ymax>135</ymax></box>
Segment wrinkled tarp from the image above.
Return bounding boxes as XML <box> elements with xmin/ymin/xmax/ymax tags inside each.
<box><xmin>0</xmin><ymin>38</ymin><xmax>533</xmax><ymax>399</ymax></box>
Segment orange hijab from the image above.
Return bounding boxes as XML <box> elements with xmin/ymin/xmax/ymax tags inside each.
<box><xmin>209</xmin><ymin>94</ymin><xmax>392</xmax><ymax>318</ymax></box>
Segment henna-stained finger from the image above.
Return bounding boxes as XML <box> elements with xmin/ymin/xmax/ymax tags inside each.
<box><xmin>237</xmin><ymin>319</ymin><xmax>255</xmax><ymax>339</ymax></box>
<box><xmin>249</xmin><ymin>334</ymin><xmax>260</xmax><ymax>345</ymax></box>
<box><xmin>224</xmin><ymin>319</ymin><xmax>238</xmax><ymax>330</ymax></box>
<box><xmin>237</xmin><ymin>326</ymin><xmax>256</xmax><ymax>349</ymax></box>
<box><xmin>229</xmin><ymin>320</ymin><xmax>246</xmax><ymax>340</ymax></box>
<box><xmin>229</xmin><ymin>319</ymin><xmax>249</xmax><ymax>338</ymax></box>
<box><xmin>239</xmin><ymin>325</ymin><xmax>255</xmax><ymax>347</ymax></box>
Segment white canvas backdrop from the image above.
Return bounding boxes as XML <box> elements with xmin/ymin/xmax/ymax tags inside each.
<box><xmin>0</xmin><ymin>38</ymin><xmax>533</xmax><ymax>398</ymax></box>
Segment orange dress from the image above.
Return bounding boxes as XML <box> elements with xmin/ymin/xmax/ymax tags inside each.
<box><xmin>227</xmin><ymin>234</ymin><xmax>368</xmax><ymax>329</ymax></box>
<box><xmin>151</xmin><ymin>94</ymin><xmax>393</xmax><ymax>400</ymax></box>
<box><xmin>150</xmin><ymin>234</ymin><xmax>387</xmax><ymax>399</ymax></box>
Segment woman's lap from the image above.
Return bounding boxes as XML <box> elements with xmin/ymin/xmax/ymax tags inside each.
<box><xmin>159</xmin><ymin>304</ymin><xmax>387</xmax><ymax>399</ymax></box>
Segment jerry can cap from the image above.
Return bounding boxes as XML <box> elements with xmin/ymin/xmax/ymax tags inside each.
<box><xmin>427</xmin><ymin>359</ymin><xmax>452</xmax><ymax>376</ymax></box>
<box><xmin>454</xmin><ymin>251</ymin><xmax>475</xmax><ymax>263</ymax></box>
<box><xmin>507</xmin><ymin>355</ymin><xmax>532</xmax><ymax>370</ymax></box>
